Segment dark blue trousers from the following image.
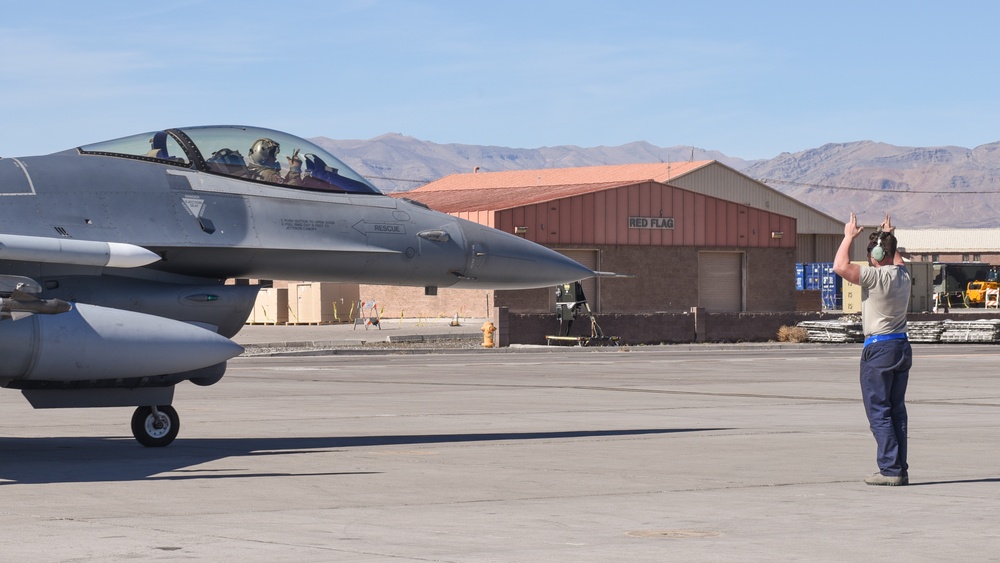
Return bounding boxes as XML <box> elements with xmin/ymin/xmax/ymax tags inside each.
<box><xmin>860</xmin><ymin>339</ymin><xmax>912</xmax><ymax>477</ymax></box>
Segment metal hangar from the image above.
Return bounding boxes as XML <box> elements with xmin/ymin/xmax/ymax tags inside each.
<box><xmin>365</xmin><ymin>161</ymin><xmax>845</xmax><ymax>318</ymax></box>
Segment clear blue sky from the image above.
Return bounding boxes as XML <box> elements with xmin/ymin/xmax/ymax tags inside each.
<box><xmin>2</xmin><ymin>1</ymin><xmax>997</xmax><ymax>160</ymax></box>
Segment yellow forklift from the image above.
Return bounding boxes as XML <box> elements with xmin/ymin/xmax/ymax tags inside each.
<box><xmin>965</xmin><ymin>267</ymin><xmax>999</xmax><ymax>306</ymax></box>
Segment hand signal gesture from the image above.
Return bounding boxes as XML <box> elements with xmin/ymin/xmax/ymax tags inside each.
<box><xmin>845</xmin><ymin>212</ymin><xmax>863</xmax><ymax>239</ymax></box>
<box><xmin>880</xmin><ymin>214</ymin><xmax>893</xmax><ymax>232</ymax></box>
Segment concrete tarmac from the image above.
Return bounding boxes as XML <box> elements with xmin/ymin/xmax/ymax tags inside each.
<box><xmin>1</xmin><ymin>339</ymin><xmax>999</xmax><ymax>561</ymax></box>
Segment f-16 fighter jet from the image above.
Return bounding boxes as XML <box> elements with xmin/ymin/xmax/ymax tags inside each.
<box><xmin>0</xmin><ymin>125</ymin><xmax>593</xmax><ymax>446</ymax></box>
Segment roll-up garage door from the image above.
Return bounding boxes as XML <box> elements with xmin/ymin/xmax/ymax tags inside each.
<box><xmin>698</xmin><ymin>252</ymin><xmax>743</xmax><ymax>312</ymax></box>
<box><xmin>554</xmin><ymin>249</ymin><xmax>599</xmax><ymax>312</ymax></box>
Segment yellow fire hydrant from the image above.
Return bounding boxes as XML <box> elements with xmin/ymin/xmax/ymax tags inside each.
<box><xmin>481</xmin><ymin>321</ymin><xmax>496</xmax><ymax>348</ymax></box>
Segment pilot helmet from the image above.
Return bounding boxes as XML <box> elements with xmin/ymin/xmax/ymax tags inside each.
<box><xmin>249</xmin><ymin>138</ymin><xmax>280</xmax><ymax>166</ymax></box>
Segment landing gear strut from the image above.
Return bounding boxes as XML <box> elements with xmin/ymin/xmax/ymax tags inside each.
<box><xmin>131</xmin><ymin>405</ymin><xmax>180</xmax><ymax>447</ymax></box>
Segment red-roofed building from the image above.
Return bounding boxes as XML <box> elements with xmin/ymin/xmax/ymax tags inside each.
<box><xmin>358</xmin><ymin>160</ymin><xmax>846</xmax><ymax>324</ymax></box>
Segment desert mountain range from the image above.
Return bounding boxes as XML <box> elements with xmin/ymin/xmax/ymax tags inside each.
<box><xmin>312</xmin><ymin>134</ymin><xmax>1000</xmax><ymax>229</ymax></box>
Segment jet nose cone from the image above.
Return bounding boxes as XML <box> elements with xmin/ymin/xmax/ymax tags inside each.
<box><xmin>454</xmin><ymin>221</ymin><xmax>594</xmax><ymax>289</ymax></box>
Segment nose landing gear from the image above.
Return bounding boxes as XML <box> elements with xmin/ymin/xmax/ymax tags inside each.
<box><xmin>131</xmin><ymin>405</ymin><xmax>180</xmax><ymax>447</ymax></box>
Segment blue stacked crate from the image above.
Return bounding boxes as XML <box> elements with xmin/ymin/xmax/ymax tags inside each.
<box><xmin>820</xmin><ymin>262</ymin><xmax>842</xmax><ymax>310</ymax></box>
<box><xmin>795</xmin><ymin>263</ymin><xmax>805</xmax><ymax>291</ymax></box>
<box><xmin>804</xmin><ymin>263</ymin><xmax>822</xmax><ymax>290</ymax></box>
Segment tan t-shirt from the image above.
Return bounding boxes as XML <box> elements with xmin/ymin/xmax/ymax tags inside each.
<box><xmin>859</xmin><ymin>265</ymin><xmax>911</xmax><ymax>336</ymax></box>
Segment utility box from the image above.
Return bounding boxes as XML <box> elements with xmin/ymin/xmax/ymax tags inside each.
<box><xmin>247</xmin><ymin>287</ymin><xmax>288</xmax><ymax>324</ymax></box>
<box><xmin>288</xmin><ymin>282</ymin><xmax>360</xmax><ymax>324</ymax></box>
<box><xmin>907</xmin><ymin>262</ymin><xmax>933</xmax><ymax>312</ymax></box>
<box><xmin>841</xmin><ymin>261</ymin><xmax>866</xmax><ymax>313</ymax></box>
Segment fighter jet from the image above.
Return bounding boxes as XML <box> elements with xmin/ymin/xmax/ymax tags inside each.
<box><xmin>0</xmin><ymin>125</ymin><xmax>593</xmax><ymax>447</ymax></box>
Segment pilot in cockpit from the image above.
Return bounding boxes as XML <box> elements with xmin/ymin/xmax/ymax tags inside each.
<box><xmin>247</xmin><ymin>137</ymin><xmax>303</xmax><ymax>185</ymax></box>
<box><xmin>284</xmin><ymin>148</ymin><xmax>304</xmax><ymax>186</ymax></box>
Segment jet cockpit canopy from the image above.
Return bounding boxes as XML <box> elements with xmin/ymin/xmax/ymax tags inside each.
<box><xmin>79</xmin><ymin>125</ymin><xmax>382</xmax><ymax>195</ymax></box>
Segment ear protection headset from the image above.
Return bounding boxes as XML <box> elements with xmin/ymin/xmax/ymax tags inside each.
<box><xmin>868</xmin><ymin>230</ymin><xmax>888</xmax><ymax>262</ymax></box>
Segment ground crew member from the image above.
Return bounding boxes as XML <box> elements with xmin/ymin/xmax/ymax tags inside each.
<box><xmin>833</xmin><ymin>212</ymin><xmax>912</xmax><ymax>486</ymax></box>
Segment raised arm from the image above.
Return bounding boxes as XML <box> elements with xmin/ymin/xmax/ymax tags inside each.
<box><xmin>881</xmin><ymin>214</ymin><xmax>905</xmax><ymax>266</ymax></box>
<box><xmin>833</xmin><ymin>212</ymin><xmax>863</xmax><ymax>285</ymax></box>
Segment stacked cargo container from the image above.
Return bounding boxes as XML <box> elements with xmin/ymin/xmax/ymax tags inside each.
<box><xmin>819</xmin><ymin>263</ymin><xmax>842</xmax><ymax>311</ymax></box>
<box><xmin>796</xmin><ymin>262</ymin><xmax>842</xmax><ymax>311</ymax></box>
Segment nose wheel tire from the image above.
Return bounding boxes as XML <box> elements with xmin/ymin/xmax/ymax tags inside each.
<box><xmin>131</xmin><ymin>405</ymin><xmax>180</xmax><ymax>447</ymax></box>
